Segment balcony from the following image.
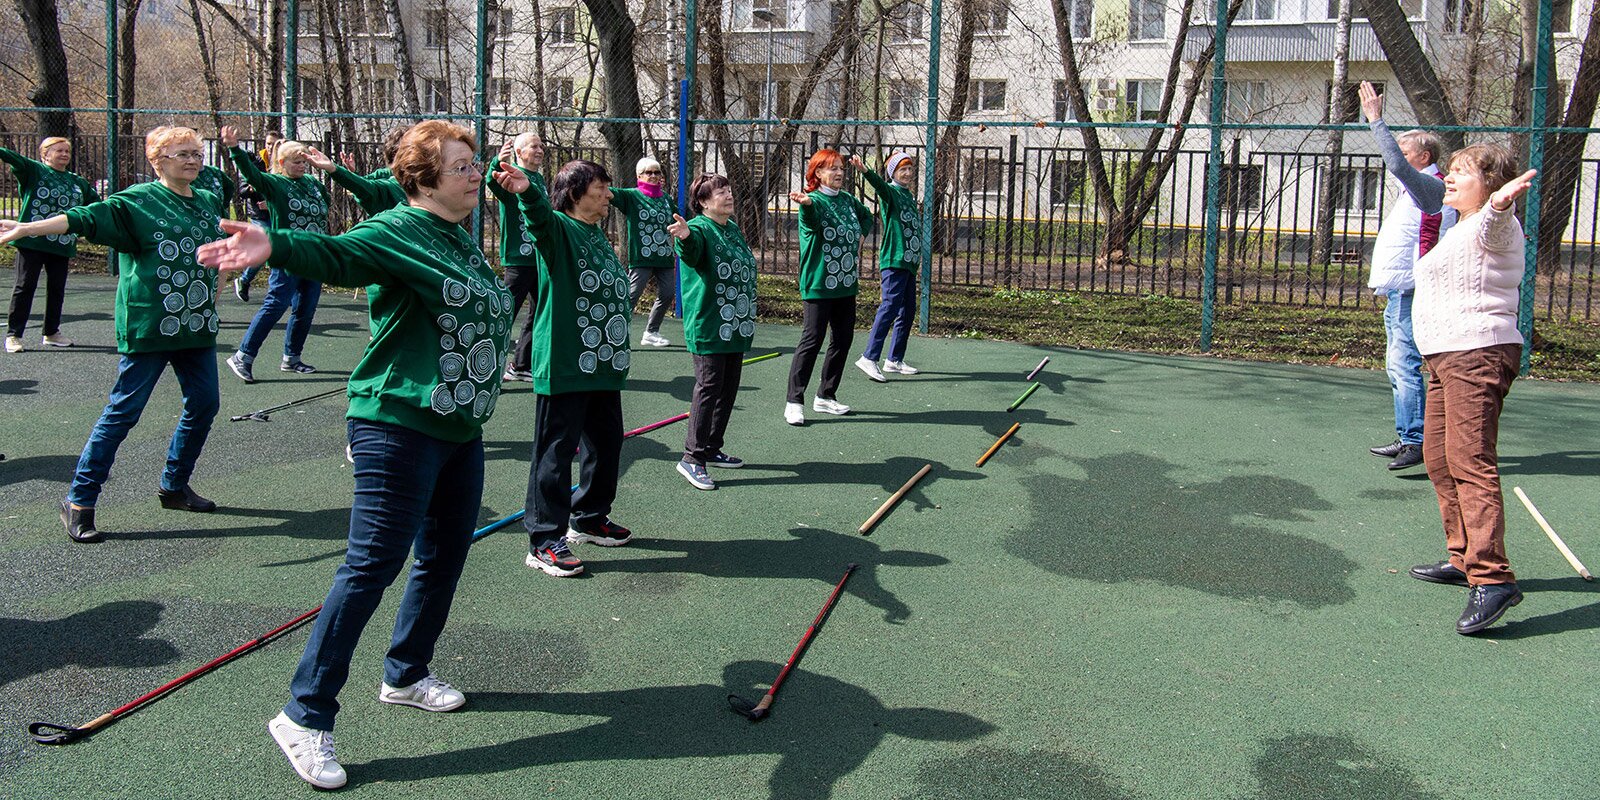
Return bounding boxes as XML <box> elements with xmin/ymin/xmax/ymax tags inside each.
<box><xmin>1183</xmin><ymin>19</ymin><xmax>1429</xmax><ymax>63</ymax></box>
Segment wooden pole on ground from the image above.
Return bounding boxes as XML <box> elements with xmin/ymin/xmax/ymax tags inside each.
<box><xmin>859</xmin><ymin>464</ymin><xmax>932</xmax><ymax>535</ymax></box>
<box><xmin>1513</xmin><ymin>486</ymin><xmax>1593</xmax><ymax>581</ymax></box>
<box><xmin>976</xmin><ymin>423</ymin><xmax>1021</xmax><ymax>467</ymax></box>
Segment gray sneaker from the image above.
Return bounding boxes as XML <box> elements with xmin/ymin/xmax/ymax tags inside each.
<box><xmin>226</xmin><ymin>353</ymin><xmax>255</xmax><ymax>383</ymax></box>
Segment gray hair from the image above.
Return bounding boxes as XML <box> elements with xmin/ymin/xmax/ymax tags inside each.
<box><xmin>1397</xmin><ymin>129</ymin><xmax>1443</xmax><ymax>167</ymax></box>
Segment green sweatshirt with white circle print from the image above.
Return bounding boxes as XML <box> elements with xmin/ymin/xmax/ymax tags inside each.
<box><xmin>227</xmin><ymin>146</ymin><xmax>329</xmax><ymax>233</ymax></box>
<box><xmin>486</xmin><ymin>158</ymin><xmax>545</xmax><ymax>267</ymax></box>
<box><xmin>264</xmin><ymin>205</ymin><xmax>515</xmax><ymax>443</ymax></box>
<box><xmin>859</xmin><ymin>169</ymin><xmax>923</xmax><ymax>272</ymax></box>
<box><xmin>676</xmin><ymin>214</ymin><xmax>757</xmax><ymax>355</ymax></box>
<box><xmin>610</xmin><ymin>187</ymin><xmax>677</xmax><ymax>269</ymax></box>
<box><xmin>0</xmin><ymin>146</ymin><xmax>100</xmax><ymax>257</ymax></box>
<box><xmin>191</xmin><ymin>165</ymin><xmax>236</xmax><ymax>217</ymax></box>
<box><xmin>796</xmin><ymin>189</ymin><xmax>875</xmax><ymax>300</ymax></box>
<box><xmin>63</xmin><ymin>182</ymin><xmax>224</xmax><ymax>353</ymax></box>
<box><xmin>515</xmin><ymin>178</ymin><xmax>631</xmax><ymax>395</ymax></box>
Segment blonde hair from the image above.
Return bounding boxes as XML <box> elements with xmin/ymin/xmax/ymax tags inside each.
<box><xmin>39</xmin><ymin>137</ymin><xmax>71</xmax><ymax>158</ymax></box>
<box><xmin>143</xmin><ymin>126</ymin><xmax>202</xmax><ymax>163</ymax></box>
<box><xmin>273</xmin><ymin>140</ymin><xmax>310</xmax><ymax>174</ymax></box>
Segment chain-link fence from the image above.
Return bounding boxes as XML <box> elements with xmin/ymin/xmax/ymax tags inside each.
<box><xmin>1</xmin><ymin>0</ymin><xmax>1595</xmax><ymax>354</ymax></box>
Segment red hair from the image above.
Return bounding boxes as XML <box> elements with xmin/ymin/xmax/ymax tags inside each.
<box><xmin>804</xmin><ymin>149</ymin><xmax>843</xmax><ymax>193</ymax></box>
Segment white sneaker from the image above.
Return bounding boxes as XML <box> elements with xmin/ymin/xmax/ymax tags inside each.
<box><xmin>268</xmin><ymin>711</ymin><xmax>346</xmax><ymax>789</ymax></box>
<box><xmin>378</xmin><ymin>673</ymin><xmax>466</xmax><ymax>712</ymax></box>
<box><xmin>855</xmin><ymin>356</ymin><xmax>887</xmax><ymax>382</ymax></box>
<box><xmin>883</xmin><ymin>360</ymin><xmax>919</xmax><ymax>375</ymax></box>
<box><xmin>640</xmin><ymin>331</ymin><xmax>670</xmax><ymax>347</ymax></box>
<box><xmin>41</xmin><ymin>334</ymin><xmax>72</xmax><ymax>347</ymax></box>
<box><xmin>813</xmin><ymin>397</ymin><xmax>850</xmax><ymax>415</ymax></box>
<box><xmin>784</xmin><ymin>402</ymin><xmax>806</xmax><ymax>426</ymax></box>
<box><xmin>502</xmin><ymin>367</ymin><xmax>532</xmax><ymax>382</ymax></box>
<box><xmin>4</xmin><ymin>336</ymin><xmax>23</xmax><ymax>353</ymax></box>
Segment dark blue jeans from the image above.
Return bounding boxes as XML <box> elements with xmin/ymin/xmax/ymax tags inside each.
<box><xmin>238</xmin><ymin>268</ymin><xmax>321</xmax><ymax>363</ymax></box>
<box><xmin>284</xmin><ymin>420</ymin><xmax>484</xmax><ymax>731</ymax></box>
<box><xmin>67</xmin><ymin>347</ymin><xmax>220</xmax><ymax>507</ymax></box>
<box><xmin>863</xmin><ymin>268</ymin><xmax>916</xmax><ymax>363</ymax></box>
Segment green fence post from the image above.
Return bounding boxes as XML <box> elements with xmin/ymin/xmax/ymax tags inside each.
<box><xmin>683</xmin><ymin>0</ymin><xmax>697</xmax><ymax>179</ymax></box>
<box><xmin>105</xmin><ymin>0</ymin><xmax>118</xmax><ymax>273</ymax></box>
<box><xmin>285</xmin><ymin>0</ymin><xmax>298</xmax><ymax>140</ymax></box>
<box><xmin>917</xmin><ymin>0</ymin><xmax>942</xmax><ymax>335</ymax></box>
<box><xmin>473</xmin><ymin>0</ymin><xmax>489</xmax><ymax>246</ymax></box>
<box><xmin>1519</xmin><ymin>0</ymin><xmax>1554</xmax><ymax>376</ymax></box>
<box><xmin>1198</xmin><ymin>0</ymin><xmax>1230</xmax><ymax>351</ymax></box>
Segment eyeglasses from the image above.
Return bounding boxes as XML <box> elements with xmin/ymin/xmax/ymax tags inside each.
<box><xmin>442</xmin><ymin>161</ymin><xmax>486</xmax><ymax>178</ymax></box>
<box><xmin>641</xmin><ymin>169</ymin><xmax>663</xmax><ymax>176</ymax></box>
<box><xmin>161</xmin><ymin>151</ymin><xmax>205</xmax><ymax>162</ymax></box>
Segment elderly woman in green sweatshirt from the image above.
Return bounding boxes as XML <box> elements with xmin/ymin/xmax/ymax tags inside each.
<box><xmin>2</xmin><ymin>136</ymin><xmax>99</xmax><ymax>352</ymax></box>
<box><xmin>200</xmin><ymin>120</ymin><xmax>529</xmax><ymax>790</ymax></box>
<box><xmin>1</xmin><ymin>126</ymin><xmax>225</xmax><ymax>543</ymax></box>
<box><xmin>614</xmin><ymin>155</ymin><xmax>678</xmax><ymax>347</ymax></box>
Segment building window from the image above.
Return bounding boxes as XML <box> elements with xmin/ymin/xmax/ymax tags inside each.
<box><xmin>1331</xmin><ymin>167</ymin><xmax>1381</xmax><ymax>212</ymax></box>
<box><xmin>548</xmin><ymin>7</ymin><xmax>577</xmax><ymax>44</ymax></box>
<box><xmin>488</xmin><ymin>77</ymin><xmax>512</xmax><ymax>109</ymax></box>
<box><xmin>494</xmin><ymin>5</ymin><xmax>513</xmax><ymax>40</ymax></box>
<box><xmin>967</xmin><ymin>80</ymin><xmax>1006</xmax><ymax>113</ymax></box>
<box><xmin>369</xmin><ymin>77</ymin><xmax>394</xmax><ymax>109</ymax></box>
<box><xmin>1327</xmin><ymin>0</ymin><xmax>1419</xmax><ymax>18</ymax></box>
<box><xmin>751</xmin><ymin>0</ymin><xmax>788</xmax><ymax>28</ymax></box>
<box><xmin>1129</xmin><ymin>0</ymin><xmax>1164</xmax><ymax>39</ymax></box>
<box><xmin>424</xmin><ymin>78</ymin><xmax>449</xmax><ymax>113</ymax></box>
<box><xmin>888</xmin><ymin>80</ymin><xmax>921</xmax><ymax>120</ymax></box>
<box><xmin>1552</xmin><ymin>0</ymin><xmax>1573</xmax><ymax>33</ymax></box>
<box><xmin>886</xmin><ymin>2</ymin><xmax>924</xmax><ymax>42</ymax></box>
<box><xmin>425</xmin><ymin>8</ymin><xmax>448</xmax><ymax>49</ymax></box>
<box><xmin>744</xmin><ymin>79</ymin><xmax>789</xmax><ymax>118</ymax></box>
<box><xmin>1063</xmin><ymin>0</ymin><xmax>1093</xmax><ymax>38</ymax></box>
<box><xmin>1219</xmin><ymin>164</ymin><xmax>1262</xmax><ymax>209</ymax></box>
<box><xmin>1224</xmin><ymin>80</ymin><xmax>1267</xmax><ymax>122</ymax></box>
<box><xmin>1323</xmin><ymin>80</ymin><xmax>1379</xmax><ymax>124</ymax></box>
<box><xmin>296</xmin><ymin>76</ymin><xmax>323</xmax><ymax>110</ymax></box>
<box><xmin>1125</xmin><ymin>79</ymin><xmax>1163</xmax><ymax>121</ymax></box>
<box><xmin>1050</xmin><ymin>159</ymin><xmax>1087</xmax><ymax>205</ymax></box>
<box><xmin>973</xmin><ymin>0</ymin><xmax>1009</xmax><ymax>33</ymax></box>
<box><xmin>1237</xmin><ymin>0</ymin><xmax>1278</xmax><ymax>21</ymax></box>
<box><xmin>545</xmin><ymin>78</ymin><xmax>575</xmax><ymax>111</ymax></box>
<box><xmin>1053</xmin><ymin>81</ymin><xmax>1089</xmax><ymax>122</ymax></box>
<box><xmin>964</xmin><ymin>157</ymin><xmax>1004</xmax><ymax>195</ymax></box>
<box><xmin>1443</xmin><ymin>0</ymin><xmax>1474</xmax><ymax>34</ymax></box>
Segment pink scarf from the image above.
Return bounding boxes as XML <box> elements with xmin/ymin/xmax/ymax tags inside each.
<box><xmin>638</xmin><ymin>182</ymin><xmax>664</xmax><ymax>199</ymax></box>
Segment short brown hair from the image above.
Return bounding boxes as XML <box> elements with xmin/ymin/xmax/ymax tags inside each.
<box><xmin>1449</xmin><ymin>144</ymin><xmax>1520</xmax><ymax>204</ymax></box>
<box><xmin>391</xmin><ymin>120</ymin><xmax>478</xmax><ymax>197</ymax></box>
<box><xmin>688</xmin><ymin>173</ymin><xmax>731</xmax><ymax>216</ymax></box>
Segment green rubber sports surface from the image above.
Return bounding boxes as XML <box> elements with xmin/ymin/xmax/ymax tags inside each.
<box><xmin>3</xmin><ymin>275</ymin><xmax>1597</xmax><ymax>798</ymax></box>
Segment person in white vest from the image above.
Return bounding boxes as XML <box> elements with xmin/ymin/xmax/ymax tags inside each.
<box><xmin>1359</xmin><ymin>81</ymin><xmax>1456</xmax><ymax>472</ymax></box>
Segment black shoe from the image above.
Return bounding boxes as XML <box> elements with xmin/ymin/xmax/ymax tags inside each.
<box><xmin>1457</xmin><ymin>583</ymin><xmax>1522</xmax><ymax>634</ymax></box>
<box><xmin>1369</xmin><ymin>440</ymin><xmax>1404</xmax><ymax>458</ymax></box>
<box><xmin>158</xmin><ymin>485</ymin><xmax>217</xmax><ymax>513</ymax></box>
<box><xmin>60</xmin><ymin>500</ymin><xmax>103</xmax><ymax>543</ymax></box>
<box><xmin>1387</xmin><ymin>444</ymin><xmax>1424</xmax><ymax>470</ymax></box>
<box><xmin>1409</xmin><ymin>560</ymin><xmax>1469</xmax><ymax>586</ymax></box>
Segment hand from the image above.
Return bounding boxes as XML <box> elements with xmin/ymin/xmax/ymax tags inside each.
<box><xmin>220</xmin><ymin>125</ymin><xmax>239</xmax><ymax>148</ymax></box>
<box><xmin>339</xmin><ymin>152</ymin><xmax>357</xmax><ymax>171</ymax></box>
<box><xmin>197</xmin><ymin>219</ymin><xmax>273</xmax><ymax>273</ymax></box>
<box><xmin>788</xmin><ymin>190</ymin><xmax>812</xmax><ymax>206</ymax></box>
<box><xmin>1490</xmin><ymin>169</ymin><xmax>1537</xmax><ymax>211</ymax></box>
<box><xmin>849</xmin><ymin>155</ymin><xmax>866</xmax><ymax>171</ymax></box>
<box><xmin>1358</xmin><ymin>81</ymin><xmax>1382</xmax><ymax>123</ymax></box>
<box><xmin>498</xmin><ymin>140</ymin><xmax>516</xmax><ymax>164</ymax></box>
<box><xmin>492</xmin><ymin>161</ymin><xmax>530</xmax><ymax>194</ymax></box>
<box><xmin>0</xmin><ymin>219</ymin><xmax>26</xmax><ymax>246</ymax></box>
<box><xmin>303</xmin><ymin>147</ymin><xmax>335</xmax><ymax>172</ymax></box>
<box><xmin>667</xmin><ymin>213</ymin><xmax>689</xmax><ymax>240</ymax></box>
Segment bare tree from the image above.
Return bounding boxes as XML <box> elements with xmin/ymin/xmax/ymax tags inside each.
<box><xmin>1358</xmin><ymin>0</ymin><xmax>1465</xmax><ymax>152</ymax></box>
<box><xmin>1312</xmin><ymin>0</ymin><xmax>1354</xmax><ymax>266</ymax></box>
<box><xmin>1533</xmin><ymin>7</ymin><xmax>1600</xmax><ymax>275</ymax></box>
<box><xmin>383</xmin><ymin>0</ymin><xmax>422</xmax><ymax>117</ymax></box>
<box><xmin>931</xmin><ymin>0</ymin><xmax>979</xmax><ymax>254</ymax></box>
<box><xmin>13</xmin><ymin>0</ymin><xmax>74</xmax><ymax>138</ymax></box>
<box><xmin>581</xmin><ymin>0</ymin><xmax>645</xmax><ymax>182</ymax></box>
<box><xmin>186</xmin><ymin>0</ymin><xmax>226</xmax><ymax>132</ymax></box>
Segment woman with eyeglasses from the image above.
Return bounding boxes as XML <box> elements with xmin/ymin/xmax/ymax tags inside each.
<box><xmin>199</xmin><ymin>121</ymin><xmax>528</xmax><ymax>789</ymax></box>
<box><xmin>0</xmin><ymin>126</ymin><xmax>227</xmax><ymax>543</ymax></box>
<box><xmin>613</xmin><ymin>156</ymin><xmax>679</xmax><ymax>347</ymax></box>
<box><xmin>2</xmin><ymin>136</ymin><xmax>99</xmax><ymax>353</ymax></box>
<box><xmin>221</xmin><ymin>125</ymin><xmax>332</xmax><ymax>381</ymax></box>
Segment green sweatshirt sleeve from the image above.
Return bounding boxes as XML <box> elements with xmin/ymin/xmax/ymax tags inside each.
<box><xmin>329</xmin><ymin>166</ymin><xmax>388</xmax><ymax>213</ymax></box>
<box><xmin>859</xmin><ymin>169</ymin><xmax>897</xmax><ymax>214</ymax></box>
<box><xmin>675</xmin><ymin>224</ymin><xmax>708</xmax><ymax>266</ymax></box>
<box><xmin>0</xmin><ymin>147</ymin><xmax>38</xmax><ymax>182</ymax></box>
<box><xmin>850</xmin><ymin>194</ymin><xmax>876</xmax><ymax>233</ymax></box>
<box><xmin>81</xmin><ymin>176</ymin><xmax>101</xmax><ymax>205</ymax></box>
<box><xmin>610</xmin><ymin>187</ymin><xmax>639</xmax><ymax>214</ymax></box>
<box><xmin>229</xmin><ymin>146</ymin><xmax>282</xmax><ymax>204</ymax></box>
<box><xmin>62</xmin><ymin>195</ymin><xmax>141</xmax><ymax>252</ymax></box>
<box><xmin>485</xmin><ymin>157</ymin><xmax>517</xmax><ymax>204</ymax></box>
<box><xmin>516</xmin><ymin>176</ymin><xmax>568</xmax><ymax>256</ymax></box>
<box><xmin>266</xmin><ymin>228</ymin><xmax>392</xmax><ymax>288</ymax></box>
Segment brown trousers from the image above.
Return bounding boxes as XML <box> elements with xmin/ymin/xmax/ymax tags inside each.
<box><xmin>1422</xmin><ymin>344</ymin><xmax>1520</xmax><ymax>585</ymax></box>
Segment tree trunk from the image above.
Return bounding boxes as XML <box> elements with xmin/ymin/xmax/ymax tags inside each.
<box><xmin>12</xmin><ymin>0</ymin><xmax>75</xmax><ymax>139</ymax></box>
<box><xmin>531</xmin><ymin>0</ymin><xmax>549</xmax><ymax>141</ymax></box>
<box><xmin>117</xmin><ymin>0</ymin><xmax>144</xmax><ymax>148</ymax></box>
<box><xmin>581</xmin><ymin>0</ymin><xmax>645</xmax><ymax>183</ymax></box>
<box><xmin>933</xmin><ymin>0</ymin><xmax>979</xmax><ymax>255</ymax></box>
<box><xmin>327</xmin><ymin>0</ymin><xmax>359</xmax><ymax>145</ymax></box>
<box><xmin>697</xmin><ymin>0</ymin><xmax>760</xmax><ymax>237</ymax></box>
<box><xmin>1358</xmin><ymin>0</ymin><xmax>1464</xmax><ymax>152</ymax></box>
<box><xmin>268</xmin><ymin>0</ymin><xmax>284</xmax><ymax>120</ymax></box>
<box><xmin>186</xmin><ymin>0</ymin><xmax>226</xmax><ymax>133</ymax></box>
<box><xmin>1313</xmin><ymin>0</ymin><xmax>1353</xmax><ymax>267</ymax></box>
<box><xmin>1534</xmin><ymin>5</ymin><xmax>1600</xmax><ymax>277</ymax></box>
<box><xmin>384</xmin><ymin>0</ymin><xmax>422</xmax><ymax>117</ymax></box>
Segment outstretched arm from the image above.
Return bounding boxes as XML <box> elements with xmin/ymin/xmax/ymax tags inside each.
<box><xmin>198</xmin><ymin>218</ymin><xmax>389</xmax><ymax>286</ymax></box>
<box><xmin>1361</xmin><ymin>83</ymin><xmax>1443</xmax><ymax>214</ymax></box>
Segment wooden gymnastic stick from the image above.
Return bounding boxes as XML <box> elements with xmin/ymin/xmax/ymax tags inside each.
<box><xmin>975</xmin><ymin>423</ymin><xmax>1021</xmax><ymax>467</ymax></box>
<box><xmin>1512</xmin><ymin>486</ymin><xmax>1593</xmax><ymax>581</ymax></box>
<box><xmin>859</xmin><ymin>464</ymin><xmax>932</xmax><ymax>535</ymax></box>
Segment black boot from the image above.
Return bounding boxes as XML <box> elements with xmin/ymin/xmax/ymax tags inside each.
<box><xmin>1457</xmin><ymin>583</ymin><xmax>1522</xmax><ymax>635</ymax></box>
<box><xmin>158</xmin><ymin>485</ymin><xmax>217</xmax><ymax>513</ymax></box>
<box><xmin>60</xmin><ymin>500</ymin><xmax>103</xmax><ymax>544</ymax></box>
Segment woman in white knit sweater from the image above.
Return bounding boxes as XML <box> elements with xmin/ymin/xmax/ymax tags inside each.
<box><xmin>1405</xmin><ymin>143</ymin><xmax>1535</xmax><ymax>636</ymax></box>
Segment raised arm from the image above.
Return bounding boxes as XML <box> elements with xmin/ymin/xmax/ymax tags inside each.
<box><xmin>1480</xmin><ymin>169</ymin><xmax>1537</xmax><ymax>253</ymax></box>
<box><xmin>328</xmin><ymin>164</ymin><xmax>390</xmax><ymax>210</ymax></box>
<box><xmin>850</xmin><ymin>193</ymin><xmax>877</xmax><ymax>234</ymax></box>
<box><xmin>1360</xmin><ymin>82</ymin><xmax>1443</xmax><ymax>214</ymax></box>
<box><xmin>221</xmin><ymin>125</ymin><xmax>280</xmax><ymax>200</ymax></box>
<box><xmin>485</xmin><ymin>155</ymin><xmax>518</xmax><ymax>204</ymax></box>
<box><xmin>669</xmin><ymin>213</ymin><xmax>708</xmax><ymax>266</ymax></box>
<box><xmin>0</xmin><ymin>146</ymin><xmax>35</xmax><ymax>178</ymax></box>
<box><xmin>10</xmin><ymin>195</ymin><xmax>141</xmax><ymax>251</ymax></box>
<box><xmin>514</xmin><ymin>169</ymin><xmax>566</xmax><ymax>257</ymax></box>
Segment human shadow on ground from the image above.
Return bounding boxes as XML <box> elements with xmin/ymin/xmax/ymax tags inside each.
<box><xmin>354</xmin><ymin>661</ymin><xmax>993</xmax><ymax>799</ymax></box>
<box><xmin>0</xmin><ymin>454</ymin><xmax>78</xmax><ymax>488</ymax></box>
<box><xmin>1500</xmin><ymin>451</ymin><xmax>1600</xmax><ymax>478</ymax></box>
<box><xmin>913</xmin><ymin>745</ymin><xmax>1135</xmax><ymax>799</ymax></box>
<box><xmin>717</xmin><ymin>456</ymin><xmax>984</xmax><ymax>513</ymax></box>
<box><xmin>115</xmin><ymin>506</ymin><xmax>351</xmax><ymax>542</ymax></box>
<box><xmin>820</xmin><ymin>406</ymin><xmax>1072</xmax><ymax>437</ymax></box>
<box><xmin>603</xmin><ymin>527</ymin><xmax>947</xmax><ymax>623</ymax></box>
<box><xmin>1251</xmin><ymin>733</ymin><xmax>1445</xmax><ymax>799</ymax></box>
<box><xmin>0</xmin><ymin>379</ymin><xmax>39</xmax><ymax>395</ymax></box>
<box><xmin>483</xmin><ymin>419</ymin><xmax>680</xmax><ymax>469</ymax></box>
<box><xmin>255</xmin><ymin>503</ymin><xmax>504</xmax><ymax>568</ymax></box>
<box><xmin>1008</xmin><ymin>452</ymin><xmax>1354</xmax><ymax>608</ymax></box>
<box><xmin>902</xmin><ymin>369</ymin><xmax>1105</xmax><ymax>393</ymax></box>
<box><xmin>54</xmin><ymin>310</ymin><xmax>113</xmax><ymax>327</ymax></box>
<box><xmin>0</xmin><ymin>600</ymin><xmax>179</xmax><ymax>689</ymax></box>
<box><xmin>613</xmin><ymin>373</ymin><xmax>698</xmax><ymax>404</ymax></box>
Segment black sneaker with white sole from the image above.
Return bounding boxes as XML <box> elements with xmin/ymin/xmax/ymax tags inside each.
<box><xmin>526</xmin><ymin>540</ymin><xmax>584</xmax><ymax>576</ymax></box>
<box><xmin>567</xmin><ymin>517</ymin><xmax>633</xmax><ymax>546</ymax></box>
<box><xmin>707</xmin><ymin>452</ymin><xmax>744</xmax><ymax>468</ymax></box>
